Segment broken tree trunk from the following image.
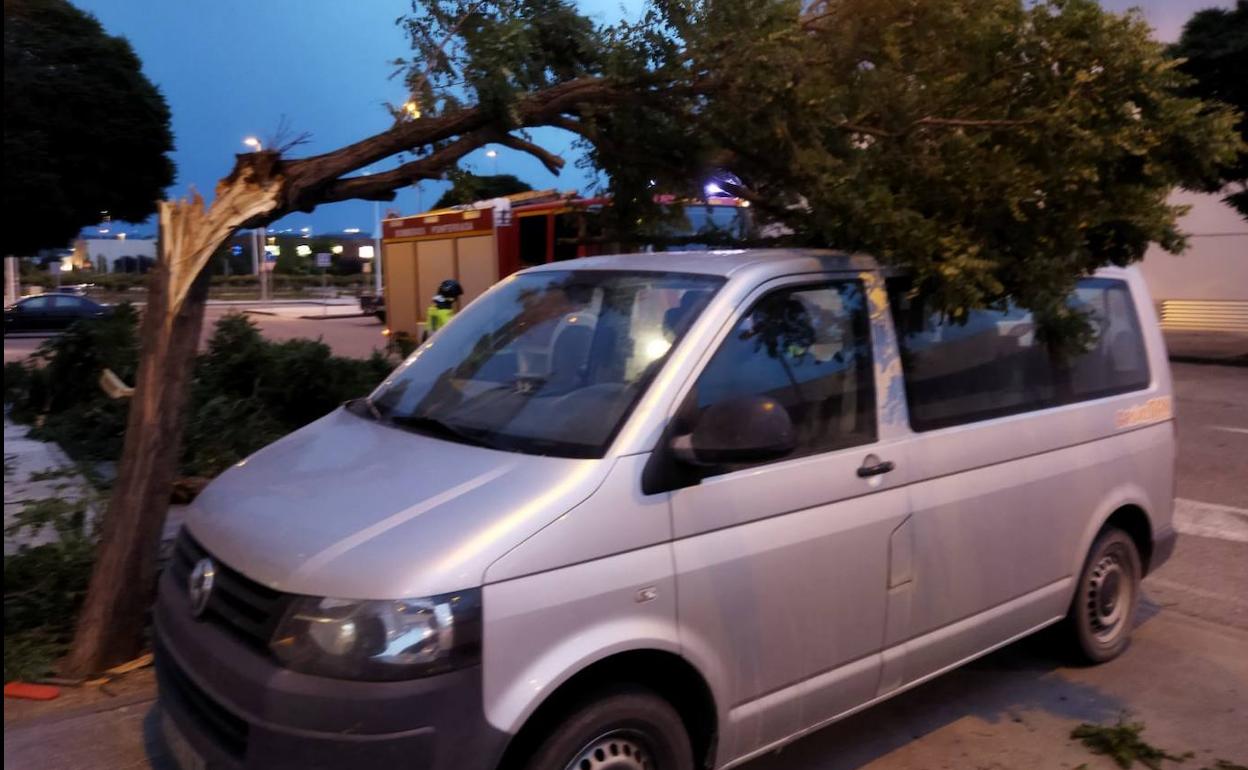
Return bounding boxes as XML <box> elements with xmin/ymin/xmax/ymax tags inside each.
<box><xmin>61</xmin><ymin>261</ymin><xmax>211</xmax><ymax>674</ymax></box>
<box><xmin>63</xmin><ymin>170</ymin><xmax>281</xmax><ymax>676</ymax></box>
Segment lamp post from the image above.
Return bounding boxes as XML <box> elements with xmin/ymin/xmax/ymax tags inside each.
<box><xmin>486</xmin><ymin>148</ymin><xmax>498</xmax><ymax>175</ymax></box>
<box><xmin>244</xmin><ymin>137</ymin><xmax>268</xmax><ymax>299</ymax></box>
<box><xmin>358</xmin><ymin>167</ymin><xmax>386</xmax><ymax>298</ymax></box>
<box><xmin>372</xmin><ymin>200</ymin><xmax>383</xmax><ymax>296</ymax></box>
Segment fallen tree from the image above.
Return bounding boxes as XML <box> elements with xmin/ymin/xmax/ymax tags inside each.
<box><xmin>63</xmin><ymin>0</ymin><xmax>1242</xmax><ymax>674</ymax></box>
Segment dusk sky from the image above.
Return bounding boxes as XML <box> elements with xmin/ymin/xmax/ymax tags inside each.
<box><xmin>74</xmin><ymin>0</ymin><xmax>1229</xmax><ymax>236</ymax></box>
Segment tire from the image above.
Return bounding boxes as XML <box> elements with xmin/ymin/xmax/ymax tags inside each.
<box><xmin>521</xmin><ymin>685</ymin><xmax>694</xmax><ymax>770</ymax></box>
<box><xmin>1064</xmin><ymin>526</ymin><xmax>1142</xmax><ymax>663</ymax></box>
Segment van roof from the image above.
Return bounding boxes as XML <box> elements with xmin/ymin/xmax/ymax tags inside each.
<box><xmin>521</xmin><ymin>248</ymin><xmax>879</xmax><ymax>278</ymax></box>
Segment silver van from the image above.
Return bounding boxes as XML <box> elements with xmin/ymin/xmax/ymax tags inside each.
<box><xmin>156</xmin><ymin>249</ymin><xmax>1176</xmax><ymax>770</ymax></box>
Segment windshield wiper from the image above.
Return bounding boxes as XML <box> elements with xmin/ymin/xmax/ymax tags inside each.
<box><xmin>344</xmin><ymin>396</ymin><xmax>382</xmax><ymax>421</ymax></box>
<box><xmin>388</xmin><ymin>413</ymin><xmax>502</xmax><ymax>450</ymax></box>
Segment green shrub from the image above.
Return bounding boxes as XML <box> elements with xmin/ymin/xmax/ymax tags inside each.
<box><xmin>4</xmin><ymin>361</ymin><xmax>32</xmax><ymax>405</ymax></box>
<box><xmin>181</xmin><ymin>394</ymin><xmax>287</xmax><ymax>478</ymax></box>
<box><xmin>7</xmin><ymin>309</ymin><xmax>394</xmax><ymax>485</ymax></box>
<box><xmin>3</xmin><ymin>497</ymin><xmax>97</xmax><ymax>682</ymax></box>
<box><xmin>181</xmin><ymin>313</ymin><xmax>391</xmax><ymax>478</ymax></box>
<box><xmin>28</xmin><ymin>302</ymin><xmax>140</xmax><ymax>414</ymax></box>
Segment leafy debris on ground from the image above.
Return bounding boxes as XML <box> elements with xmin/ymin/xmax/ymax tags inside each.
<box><xmin>1071</xmin><ymin>717</ymin><xmax>1194</xmax><ymax>769</ymax></box>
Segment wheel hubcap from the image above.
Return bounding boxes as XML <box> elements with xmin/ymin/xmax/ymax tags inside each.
<box><xmin>563</xmin><ymin>730</ymin><xmax>654</xmax><ymax>770</ymax></box>
<box><xmin>1086</xmin><ymin>547</ymin><xmax>1131</xmax><ymax>642</ymax></box>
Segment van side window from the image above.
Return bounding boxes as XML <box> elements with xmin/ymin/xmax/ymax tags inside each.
<box><xmin>887</xmin><ymin>277</ymin><xmax>1150</xmax><ymax>431</ymax></box>
<box><xmin>1067</xmin><ymin>278</ymin><xmax>1150</xmax><ymax>400</ymax></box>
<box><xmin>691</xmin><ymin>281</ymin><xmax>876</xmax><ymax>470</ymax></box>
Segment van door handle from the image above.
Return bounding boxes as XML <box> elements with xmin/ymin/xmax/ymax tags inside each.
<box><xmin>857</xmin><ymin>459</ymin><xmax>895</xmax><ymax>478</ymax></box>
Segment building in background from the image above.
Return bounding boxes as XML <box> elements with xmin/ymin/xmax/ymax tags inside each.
<box><xmin>1139</xmin><ymin>191</ymin><xmax>1248</xmax><ymax>333</ymax></box>
<box><xmin>73</xmin><ymin>235</ymin><xmax>158</xmax><ymax>273</ymax></box>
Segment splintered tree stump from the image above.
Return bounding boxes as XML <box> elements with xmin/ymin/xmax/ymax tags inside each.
<box><xmin>63</xmin><ymin>175</ymin><xmax>282</xmax><ymax>676</ymax></box>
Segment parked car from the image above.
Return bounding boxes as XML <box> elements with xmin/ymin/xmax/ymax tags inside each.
<box><xmin>4</xmin><ymin>293</ymin><xmax>110</xmax><ymax>334</ymax></box>
<box><xmin>157</xmin><ymin>249</ymin><xmax>1175</xmax><ymax>770</ymax></box>
<box><xmin>60</xmin><ymin>282</ymin><xmax>95</xmax><ymax>296</ymax></box>
<box><xmin>359</xmin><ymin>292</ymin><xmax>386</xmax><ymax>323</ymax></box>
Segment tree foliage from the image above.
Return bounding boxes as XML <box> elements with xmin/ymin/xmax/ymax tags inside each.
<box><xmin>3</xmin><ymin>0</ymin><xmax>175</xmax><ymax>255</ymax></box>
<box><xmin>433</xmin><ymin>170</ymin><xmax>533</xmax><ymax>208</ymax></box>
<box><xmin>1171</xmin><ymin>0</ymin><xmax>1248</xmax><ymax>219</ymax></box>
<box><xmin>384</xmin><ymin>0</ymin><xmax>1242</xmax><ymax>325</ymax></box>
<box><xmin>627</xmin><ymin>0</ymin><xmax>1241</xmax><ymax>321</ymax></box>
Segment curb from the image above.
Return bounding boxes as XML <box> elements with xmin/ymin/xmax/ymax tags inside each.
<box><xmin>241</xmin><ymin>309</ymin><xmax>370</xmax><ymax>320</ymax></box>
<box><xmin>1168</xmin><ymin>354</ymin><xmax>1248</xmax><ymax>367</ymax></box>
<box><xmin>295</xmin><ymin>312</ymin><xmax>370</xmax><ymax>321</ymax></box>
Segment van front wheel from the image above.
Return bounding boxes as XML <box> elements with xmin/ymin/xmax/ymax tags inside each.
<box><xmin>1065</xmin><ymin>526</ymin><xmax>1142</xmax><ymax>663</ymax></box>
<box><xmin>522</xmin><ymin>686</ymin><xmax>694</xmax><ymax>770</ymax></box>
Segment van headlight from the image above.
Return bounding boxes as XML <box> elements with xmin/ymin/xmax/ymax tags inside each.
<box><xmin>269</xmin><ymin>589</ymin><xmax>481</xmax><ymax>681</ymax></box>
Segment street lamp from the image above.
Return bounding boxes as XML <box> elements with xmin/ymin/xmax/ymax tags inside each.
<box><xmin>243</xmin><ymin>139</ymin><xmax>270</xmax><ymax>296</ymax></box>
<box><xmin>403</xmin><ymin>100</ymin><xmax>421</xmax><ymax>120</ymax></box>
<box><xmin>359</xmin><ymin>167</ymin><xmax>386</xmax><ymax>297</ymax></box>
<box><xmin>486</xmin><ymin>148</ymin><xmax>498</xmax><ymax>175</ymax></box>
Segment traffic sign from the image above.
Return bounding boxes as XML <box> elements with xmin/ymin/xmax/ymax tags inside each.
<box><xmin>315</xmin><ymin>252</ymin><xmax>331</xmax><ymax>268</ymax></box>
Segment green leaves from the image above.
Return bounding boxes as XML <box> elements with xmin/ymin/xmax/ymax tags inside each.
<box><xmin>638</xmin><ymin>0</ymin><xmax>1241</xmax><ymax>321</ymax></box>
<box><xmin>1169</xmin><ymin>1</ymin><xmax>1248</xmax><ymax>218</ymax></box>
<box><xmin>3</xmin><ymin>0</ymin><xmax>175</xmax><ymax>255</ymax></box>
<box><xmin>397</xmin><ymin>0</ymin><xmax>1242</xmax><ymax>326</ymax></box>
<box><xmin>1071</xmin><ymin>718</ymin><xmax>1194</xmax><ymax>769</ymax></box>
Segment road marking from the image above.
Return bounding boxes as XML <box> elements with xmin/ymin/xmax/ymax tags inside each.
<box><xmin>1173</xmin><ymin>498</ymin><xmax>1248</xmax><ymax>543</ymax></box>
<box><xmin>1208</xmin><ymin>426</ymin><xmax>1248</xmax><ymax>436</ymax></box>
<box><xmin>1146</xmin><ymin>577</ymin><xmax>1248</xmax><ymax>610</ymax></box>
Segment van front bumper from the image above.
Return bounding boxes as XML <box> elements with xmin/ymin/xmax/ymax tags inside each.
<box><xmin>153</xmin><ymin>568</ymin><xmax>510</xmax><ymax>770</ymax></box>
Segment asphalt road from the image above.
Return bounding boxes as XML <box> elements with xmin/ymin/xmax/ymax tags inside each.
<box><xmin>1174</xmin><ymin>362</ymin><xmax>1248</xmax><ymax>509</ymax></box>
<box><xmin>3</xmin><ymin>318</ymin><xmax>1246</xmax><ymax>770</ymax></box>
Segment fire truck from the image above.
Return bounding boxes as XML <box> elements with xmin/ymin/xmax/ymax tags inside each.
<box><xmin>378</xmin><ymin>190</ymin><xmax>749</xmax><ymax>339</ymax></box>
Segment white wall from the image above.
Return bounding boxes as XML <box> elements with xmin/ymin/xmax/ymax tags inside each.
<box><xmin>1138</xmin><ymin>191</ymin><xmax>1248</xmax><ymax>302</ymax></box>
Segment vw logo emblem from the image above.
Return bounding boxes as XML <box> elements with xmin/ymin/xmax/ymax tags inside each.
<box><xmin>188</xmin><ymin>558</ymin><xmax>216</xmax><ymax>618</ymax></box>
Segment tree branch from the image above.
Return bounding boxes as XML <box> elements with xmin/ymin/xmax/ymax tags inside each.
<box><xmin>311</xmin><ymin>126</ymin><xmax>568</xmax><ymax>207</ymax></box>
<box><xmin>911</xmin><ymin>116</ymin><xmax>1037</xmax><ymax>129</ymax></box>
<box><xmin>495</xmin><ymin>133</ymin><xmax>565</xmax><ymax>175</ymax></box>
<box><xmin>312</xmin><ymin>133</ymin><xmax>492</xmax><ymax>206</ymax></box>
<box><xmin>283</xmin><ymin>76</ymin><xmax>626</xmax><ymax>192</ymax></box>
<box><xmin>407</xmin><ymin>0</ymin><xmax>489</xmax><ymax>101</ymax></box>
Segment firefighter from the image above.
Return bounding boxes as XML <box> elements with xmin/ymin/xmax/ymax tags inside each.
<box><xmin>424</xmin><ymin>278</ymin><xmax>463</xmax><ymax>339</ymax></box>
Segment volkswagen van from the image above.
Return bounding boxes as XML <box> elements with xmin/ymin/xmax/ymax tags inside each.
<box><xmin>156</xmin><ymin>249</ymin><xmax>1176</xmax><ymax>770</ymax></box>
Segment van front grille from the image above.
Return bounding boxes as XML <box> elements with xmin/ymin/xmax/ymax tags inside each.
<box><xmin>169</xmin><ymin>530</ymin><xmax>292</xmax><ymax>650</ymax></box>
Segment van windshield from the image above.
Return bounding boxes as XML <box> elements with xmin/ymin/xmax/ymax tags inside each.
<box><xmin>365</xmin><ymin>270</ymin><xmax>724</xmax><ymax>458</ymax></box>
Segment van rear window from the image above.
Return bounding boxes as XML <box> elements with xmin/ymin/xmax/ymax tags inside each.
<box><xmin>887</xmin><ymin>277</ymin><xmax>1150</xmax><ymax>431</ymax></box>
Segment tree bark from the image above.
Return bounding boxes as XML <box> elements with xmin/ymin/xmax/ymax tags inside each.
<box><xmin>61</xmin><ymin>262</ymin><xmax>212</xmax><ymax>675</ymax></box>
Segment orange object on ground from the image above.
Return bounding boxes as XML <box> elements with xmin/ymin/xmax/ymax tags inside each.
<box><xmin>4</xmin><ymin>682</ymin><xmax>60</xmax><ymax>700</ymax></box>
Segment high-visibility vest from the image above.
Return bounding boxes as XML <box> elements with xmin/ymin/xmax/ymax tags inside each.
<box><xmin>427</xmin><ymin>306</ymin><xmax>454</xmax><ymax>333</ymax></box>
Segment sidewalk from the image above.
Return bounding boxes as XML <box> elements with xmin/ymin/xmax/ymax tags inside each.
<box><xmin>1163</xmin><ymin>329</ymin><xmax>1248</xmax><ymax>366</ymax></box>
<box><xmin>3</xmin><ymin>417</ymin><xmax>187</xmax><ymax>553</ymax></box>
<box><xmin>242</xmin><ymin>302</ymin><xmax>366</xmax><ymax>320</ymax></box>
<box><xmin>3</xmin><ymin>418</ymin><xmax>97</xmax><ymax>555</ymax></box>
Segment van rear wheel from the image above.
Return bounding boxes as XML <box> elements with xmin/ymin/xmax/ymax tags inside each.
<box><xmin>522</xmin><ymin>685</ymin><xmax>693</xmax><ymax>770</ymax></box>
<box><xmin>1065</xmin><ymin>526</ymin><xmax>1142</xmax><ymax>663</ymax></box>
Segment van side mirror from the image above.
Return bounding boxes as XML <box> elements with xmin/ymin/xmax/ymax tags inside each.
<box><xmin>671</xmin><ymin>395</ymin><xmax>796</xmax><ymax>467</ymax></box>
